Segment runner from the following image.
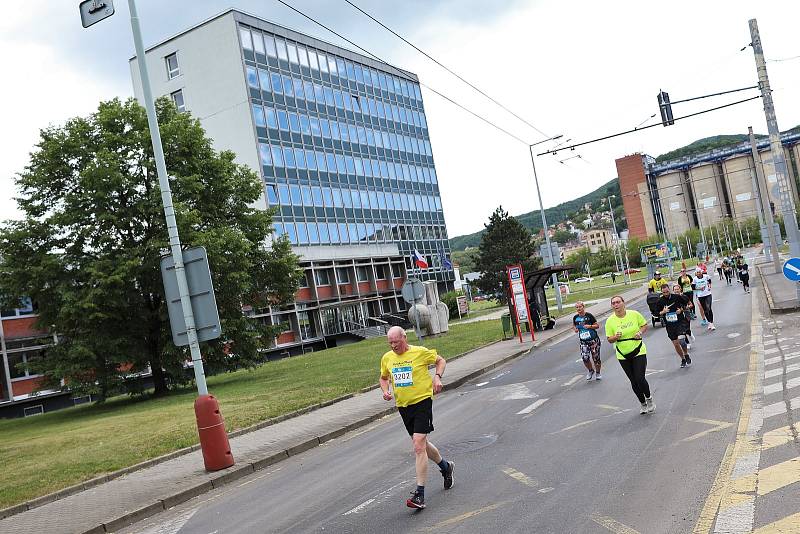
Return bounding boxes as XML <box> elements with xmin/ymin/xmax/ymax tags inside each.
<box><xmin>716</xmin><ymin>257</ymin><xmax>724</xmax><ymax>280</ymax></box>
<box><xmin>737</xmin><ymin>258</ymin><xmax>750</xmax><ymax>293</ymax></box>
<box><xmin>573</xmin><ymin>301</ymin><xmax>602</xmax><ymax>380</ymax></box>
<box><xmin>605</xmin><ymin>295</ymin><xmax>655</xmax><ymax>414</ymax></box>
<box><xmin>676</xmin><ymin>268</ymin><xmax>696</xmax><ymax>320</ymax></box>
<box><xmin>380</xmin><ymin>326</ymin><xmax>454</xmax><ymax>509</ymax></box>
<box><xmin>672</xmin><ymin>284</ymin><xmax>695</xmax><ymax>347</ymax></box>
<box><xmin>693</xmin><ymin>267</ymin><xmax>716</xmax><ymax>331</ymax></box>
<box><xmin>647</xmin><ymin>270</ymin><xmax>670</xmax><ymax>293</ymax></box>
<box><xmin>722</xmin><ymin>258</ymin><xmax>733</xmax><ymax>286</ymax></box>
<box><xmin>657</xmin><ymin>284</ymin><xmax>692</xmax><ymax>368</ymax></box>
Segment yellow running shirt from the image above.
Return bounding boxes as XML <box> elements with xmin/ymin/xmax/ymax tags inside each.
<box><xmin>648</xmin><ymin>278</ymin><xmax>670</xmax><ymax>292</ymax></box>
<box><xmin>605</xmin><ymin>310</ymin><xmax>648</xmax><ymax>360</ymax></box>
<box><xmin>380</xmin><ymin>345</ymin><xmax>438</xmax><ymax>407</ymax></box>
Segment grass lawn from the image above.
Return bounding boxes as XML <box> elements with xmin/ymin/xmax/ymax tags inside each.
<box><xmin>0</xmin><ymin>320</ymin><xmax>503</xmax><ymax>510</ymax></box>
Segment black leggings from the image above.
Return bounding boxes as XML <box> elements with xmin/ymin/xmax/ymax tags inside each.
<box><xmin>741</xmin><ymin>275</ymin><xmax>750</xmax><ymax>290</ymax></box>
<box><xmin>698</xmin><ymin>295</ymin><xmax>713</xmax><ymax>322</ymax></box>
<box><xmin>618</xmin><ymin>355</ymin><xmax>651</xmax><ymax>404</ymax></box>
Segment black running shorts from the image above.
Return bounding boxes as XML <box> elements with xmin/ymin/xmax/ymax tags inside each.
<box><xmin>398</xmin><ymin>397</ymin><xmax>434</xmax><ymax>436</ymax></box>
<box><xmin>665</xmin><ymin>324</ymin><xmax>688</xmax><ymax>341</ymax></box>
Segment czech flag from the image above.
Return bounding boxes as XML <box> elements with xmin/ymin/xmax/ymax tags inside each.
<box><xmin>412</xmin><ymin>249</ymin><xmax>429</xmax><ymax>269</ymax></box>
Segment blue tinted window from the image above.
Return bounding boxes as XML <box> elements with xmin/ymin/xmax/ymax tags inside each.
<box><xmin>290</xmin><ymin>184</ymin><xmax>302</xmax><ymax>204</ymax></box>
<box><xmin>326</xmin><ymin>153</ymin><xmax>336</xmax><ymax>172</ymax></box>
<box><xmin>386</xmin><ymin>192</ymin><xmax>395</xmax><ymax>209</ymax></box>
<box><xmin>293</xmin><ymin>78</ymin><xmax>304</xmax><ymax>100</ymax></box>
<box><xmin>365</xmin><ymin>128</ymin><xmax>374</xmax><ymax>146</ymax></box>
<box><xmin>349</xmin><ymin>223</ymin><xmax>358</xmax><ymax>241</ymax></box>
<box><xmin>316</xmin><ymin>152</ymin><xmax>327</xmax><ymax>171</ymax></box>
<box><xmin>246</xmin><ymin>66</ymin><xmax>258</xmax><ymax>88</ymax></box>
<box><xmin>369</xmin><ymin>190</ymin><xmax>378</xmax><ymax>209</ymax></box>
<box><xmin>345</xmin><ymin>156</ymin><xmax>356</xmax><ymax>175</ymax></box>
<box><xmin>358</xmin><ymin>223</ymin><xmax>367</xmax><ymax>240</ymax></box>
<box><xmin>354</xmin><ymin>65</ymin><xmax>364</xmax><ymax>83</ymax></box>
<box><xmin>319</xmin><ymin>223</ymin><xmax>329</xmax><ymax>243</ymax></box>
<box><xmin>258</xmin><ymin>68</ymin><xmax>271</xmax><ymax>92</ymax></box>
<box><xmin>302</xmin><ymin>185</ymin><xmax>312</xmax><ymax>206</ymax></box>
<box><xmin>283</xmin><ymin>147</ymin><xmax>296</xmax><ymax>168</ymax></box>
<box><xmin>330</xmin><ymin>121</ymin><xmax>340</xmax><ymax>140</ymax></box>
<box><xmin>288</xmin><ymin>113</ymin><xmax>300</xmax><ymax>133</ymax></box>
<box><xmin>266</xmin><ymin>184</ymin><xmax>278</xmax><ymax>205</ymax></box>
<box><xmin>314</xmin><ymin>84</ymin><xmax>324</xmax><ymax>102</ymax></box>
<box><xmin>297</xmin><ymin>223</ymin><xmax>308</xmax><ymax>244</ymax></box>
<box><xmin>345</xmin><ymin>61</ymin><xmax>355</xmax><ymax>79</ymax></box>
<box><xmin>350</xmin><ymin>190</ymin><xmax>360</xmax><ymax>208</ymax></box>
<box><xmin>430</xmin><ymin>168</ymin><xmax>438</xmax><ymax>183</ymax></box>
<box><xmin>339</xmin><ymin>223</ymin><xmax>349</xmax><ymax>243</ymax></box>
<box><xmin>342</xmin><ymin>188</ymin><xmax>352</xmax><ymax>208</ymax></box>
<box><xmin>380</xmin><ymin>161</ymin><xmax>389</xmax><ymax>177</ymax></box>
<box><xmin>339</xmin><ymin>122</ymin><xmax>349</xmax><ymax>142</ymax></box>
<box><xmin>277</xmin><ymin>110</ymin><xmax>289</xmax><ymax>131</ymax></box>
<box><xmin>393</xmin><ymin>193</ymin><xmax>401</xmax><ymax>209</ymax></box>
<box><xmin>377</xmin><ymin>191</ymin><xmax>386</xmax><ymax>209</ymax></box>
<box><xmin>282</xmin><ymin>75</ymin><xmax>293</xmax><ymax>97</ymax></box>
<box><xmin>342</xmin><ymin>93</ymin><xmax>352</xmax><ymax>112</ymax></box>
<box><xmin>303</xmin><ymin>81</ymin><xmax>315</xmax><ymax>101</ymax></box>
<box><xmin>264</xmin><ymin>34</ymin><xmax>277</xmax><ymax>57</ymax></box>
<box><xmin>258</xmin><ymin>143</ymin><xmax>272</xmax><ymax>166</ymax></box>
<box><xmin>310</xmin><ymin>117</ymin><xmax>320</xmax><ymax>137</ymax></box>
<box><xmin>348</xmin><ymin>125</ymin><xmax>358</xmax><ymax>143</ymax></box>
<box><xmin>305</xmin><ymin>149</ymin><xmax>317</xmax><ymax>170</ymax></box>
<box><xmin>284</xmin><ymin>222</ymin><xmax>297</xmax><ymax>244</ymax></box>
<box><xmin>271</xmin><ymin>73</ymin><xmax>283</xmax><ymax>94</ymax></box>
<box><xmin>312</xmin><ymin>186</ymin><xmax>323</xmax><ymax>207</ymax></box>
<box><xmin>322</xmin><ymin>187</ymin><xmax>333</xmax><ymax>207</ymax></box>
<box><xmin>360</xmin><ymin>191</ymin><xmax>370</xmax><ymax>209</ymax></box>
<box><xmin>328</xmin><ymin>223</ymin><xmax>339</xmax><ymax>243</ymax></box>
<box><xmin>273</xmin><ymin>222</ymin><xmax>283</xmax><ymax>236</ymax></box>
<box><xmin>271</xmin><ymin>145</ymin><xmax>284</xmax><ymax>167</ymax></box>
<box><xmin>307</xmin><ymin>222</ymin><xmax>319</xmax><ymax>243</ymax></box>
<box><xmin>278</xmin><ymin>184</ymin><xmax>290</xmax><ymax>204</ymax></box>
<box><xmin>299</xmin><ymin>115</ymin><xmax>311</xmax><ymax>135</ymax></box>
<box><xmin>333</xmin><ymin>189</ymin><xmax>343</xmax><ymax>208</ymax></box>
<box><xmin>251</xmin><ymin>104</ymin><xmax>265</xmax><ymax>127</ymax></box>
<box><xmin>363</xmin><ymin>159</ymin><xmax>372</xmax><ymax>177</ymax></box>
<box><xmin>324</xmin><ymin>87</ymin><xmax>334</xmax><ymax>106</ymax></box>
<box><xmin>336</xmin><ymin>154</ymin><xmax>346</xmax><ymax>173</ymax></box>
<box><xmin>294</xmin><ymin>148</ymin><xmax>306</xmax><ymax>169</ymax></box>
<box><xmin>354</xmin><ymin>157</ymin><xmax>364</xmax><ymax>176</ymax></box>
<box><xmin>336</xmin><ymin>58</ymin><xmax>347</xmax><ymax>77</ymax></box>
<box><xmin>320</xmin><ymin>119</ymin><xmax>331</xmax><ymax>138</ymax></box>
<box><xmin>333</xmin><ymin>90</ymin><xmax>344</xmax><ymax>109</ymax></box>
<box><xmin>265</xmin><ymin>107</ymin><xmax>278</xmax><ymax>129</ymax></box>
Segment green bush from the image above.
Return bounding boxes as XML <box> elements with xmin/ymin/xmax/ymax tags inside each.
<box><xmin>440</xmin><ymin>290</ymin><xmax>462</xmax><ymax>320</ymax></box>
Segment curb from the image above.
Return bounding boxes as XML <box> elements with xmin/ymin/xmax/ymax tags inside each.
<box><xmin>4</xmin><ymin>289</ymin><xmax>648</xmax><ymax>531</ymax></box>
<box><xmin>756</xmin><ymin>265</ymin><xmax>800</xmax><ymax>314</ymax></box>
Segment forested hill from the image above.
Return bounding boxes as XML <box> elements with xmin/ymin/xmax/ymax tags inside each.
<box><xmin>449</xmin><ymin>178</ymin><xmax>621</xmax><ymax>251</ymax></box>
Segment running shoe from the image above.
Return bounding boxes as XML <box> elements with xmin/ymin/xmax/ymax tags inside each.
<box><xmin>709</xmin><ymin>323</ymin><xmax>716</xmax><ymax>331</ymax></box>
<box><xmin>646</xmin><ymin>397</ymin><xmax>656</xmax><ymax>413</ymax></box>
<box><xmin>442</xmin><ymin>461</ymin><xmax>455</xmax><ymax>490</ymax></box>
<box><xmin>406</xmin><ymin>490</ymin><xmax>425</xmax><ymax>509</ymax></box>
<box><xmin>640</xmin><ymin>402</ymin><xmax>648</xmax><ymax>414</ymax></box>
<box><xmin>586</xmin><ymin>370</ymin><xmax>595</xmax><ymax>381</ymax></box>
<box><xmin>685</xmin><ymin>354</ymin><xmax>692</xmax><ymax>366</ymax></box>
<box><xmin>701</xmin><ymin>319</ymin><xmax>708</xmax><ymax>326</ymax></box>
<box><xmin>595</xmin><ymin>373</ymin><xmax>602</xmax><ymax>380</ymax></box>
<box><xmin>681</xmin><ymin>359</ymin><xmax>687</xmax><ymax>368</ymax></box>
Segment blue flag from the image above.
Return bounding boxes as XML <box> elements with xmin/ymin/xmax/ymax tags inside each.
<box><xmin>440</xmin><ymin>249</ymin><xmax>453</xmax><ymax>270</ymax></box>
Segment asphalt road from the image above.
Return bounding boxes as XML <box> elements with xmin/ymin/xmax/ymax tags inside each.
<box><xmin>123</xmin><ymin>280</ymin><xmax>756</xmax><ymax>534</ymax></box>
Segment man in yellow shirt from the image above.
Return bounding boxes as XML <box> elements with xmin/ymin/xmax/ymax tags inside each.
<box><xmin>380</xmin><ymin>326</ymin><xmax>454</xmax><ymax>509</ymax></box>
<box><xmin>647</xmin><ymin>270</ymin><xmax>670</xmax><ymax>292</ymax></box>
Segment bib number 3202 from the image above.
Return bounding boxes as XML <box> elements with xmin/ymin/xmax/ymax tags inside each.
<box><xmin>392</xmin><ymin>366</ymin><xmax>413</xmax><ymax>387</ymax></box>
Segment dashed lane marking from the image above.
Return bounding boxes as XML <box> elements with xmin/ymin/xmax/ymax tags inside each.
<box><xmin>538</xmin><ymin>487</ymin><xmax>554</xmax><ymax>493</ymax></box>
<box><xmin>502</xmin><ymin>467</ymin><xmax>538</xmax><ymax>488</ymax></box>
<box><xmin>596</xmin><ymin>404</ymin><xmax>623</xmax><ymax>411</ymax></box>
<box><xmin>678</xmin><ymin>417</ymin><xmax>733</xmax><ymax>443</ymax></box>
<box><xmin>563</xmin><ymin>374</ymin><xmax>583</xmax><ymax>387</ymax></box>
<box><xmin>549</xmin><ymin>419</ymin><xmax>597</xmax><ymax>435</ymax></box>
<box><xmin>590</xmin><ymin>514</ymin><xmax>642</xmax><ymax>534</ymax></box>
<box><xmin>343</xmin><ymin>499</ymin><xmax>375</xmax><ymax>516</ymax></box>
<box><xmin>342</xmin><ymin>479</ymin><xmax>411</xmax><ymax>516</ymax></box>
<box><xmin>475</xmin><ymin>382</ymin><xmax>489</xmax><ymax>387</ymax></box>
<box><xmin>707</xmin><ymin>341</ymin><xmax>751</xmax><ymax>354</ymax></box>
<box><xmin>424</xmin><ymin>502</ymin><xmax>508</xmax><ymax>530</ymax></box>
<box><xmin>645</xmin><ymin>369</ymin><xmax>664</xmax><ymax>377</ymax></box>
<box><xmin>499</xmin><ymin>383</ymin><xmax>537</xmax><ymax>400</ymax></box>
<box><xmin>761</xmin><ymin>424</ymin><xmax>799</xmax><ymax>450</ymax></box>
<box><xmin>756</xmin><ymin>457</ymin><xmax>800</xmax><ymax>496</ymax></box>
<box><xmin>752</xmin><ymin>511</ymin><xmax>800</xmax><ymax>533</ymax></box>
<box><xmin>516</xmin><ymin>398</ymin><xmax>549</xmax><ymax>415</ymax></box>
<box><xmin>707</xmin><ymin>371</ymin><xmax>748</xmax><ymax>385</ymax></box>
<box><xmin>764</xmin><ymin>376</ymin><xmax>800</xmax><ymax>396</ymax></box>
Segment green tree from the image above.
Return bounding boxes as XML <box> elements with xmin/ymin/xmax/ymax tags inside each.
<box><xmin>551</xmin><ymin>229</ymin><xmax>576</xmax><ymax>246</ymax></box>
<box><xmin>450</xmin><ymin>248</ymin><xmax>479</xmax><ymax>274</ymax></box>
<box><xmin>0</xmin><ymin>98</ymin><xmax>302</xmax><ymax>401</ymax></box>
<box><xmin>474</xmin><ymin>206</ymin><xmax>540</xmax><ymax>301</ymax></box>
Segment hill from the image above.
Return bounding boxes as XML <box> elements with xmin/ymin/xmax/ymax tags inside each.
<box><xmin>449</xmin><ymin>178</ymin><xmax>621</xmax><ymax>251</ymax></box>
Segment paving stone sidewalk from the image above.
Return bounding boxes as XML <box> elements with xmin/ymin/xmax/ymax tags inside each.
<box><xmin>0</xmin><ymin>284</ymin><xmax>645</xmax><ymax>534</ymax></box>
<box><xmin>756</xmin><ymin>256</ymin><xmax>800</xmax><ymax>313</ymax></box>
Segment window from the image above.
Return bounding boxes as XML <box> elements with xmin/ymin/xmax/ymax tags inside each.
<box><xmin>356</xmin><ymin>266</ymin><xmax>369</xmax><ymax>282</ymax></box>
<box><xmin>251</xmin><ymin>104</ymin><xmax>265</xmax><ymax>127</ymax></box>
<box><xmin>315</xmin><ymin>269</ymin><xmax>332</xmax><ymax>286</ymax></box>
<box><xmin>246</xmin><ymin>66</ymin><xmax>258</xmax><ymax>88</ymax></box>
<box><xmin>336</xmin><ymin>268</ymin><xmax>350</xmax><ymax>283</ymax></box>
<box><xmin>9</xmin><ymin>349</ymin><xmax>44</xmax><ymax>379</ymax></box>
<box><xmin>252</xmin><ymin>31</ymin><xmax>265</xmax><ymax>56</ymax></box>
<box><xmin>239</xmin><ymin>28</ymin><xmax>253</xmax><ymax>50</ymax></box>
<box><xmin>266</xmin><ymin>184</ymin><xmax>278</xmax><ymax>205</ymax></box>
<box><xmin>375</xmin><ymin>265</ymin><xmax>387</xmax><ymax>280</ymax></box>
<box><xmin>171</xmin><ymin>89</ymin><xmax>186</xmax><ymax>112</ymax></box>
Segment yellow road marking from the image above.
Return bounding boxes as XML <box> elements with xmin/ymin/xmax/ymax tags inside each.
<box><xmin>693</xmin><ymin>443</ymin><xmax>735</xmax><ymax>534</ymax></box>
<box><xmin>679</xmin><ymin>417</ymin><xmax>733</xmax><ymax>443</ymax></box>
<box><xmin>502</xmin><ymin>467</ymin><xmax>538</xmax><ymax>487</ymax></box>
<box><xmin>761</xmin><ymin>424</ymin><xmax>799</xmax><ymax>450</ymax></box>
<box><xmin>426</xmin><ymin>502</ymin><xmax>507</xmax><ymax>530</ymax></box>
<box><xmin>753</xmin><ymin>511</ymin><xmax>800</xmax><ymax>533</ymax></box>
<box><xmin>757</xmin><ymin>457</ymin><xmax>800</xmax><ymax>496</ymax></box>
<box><xmin>590</xmin><ymin>513</ymin><xmax>642</xmax><ymax>534</ymax></box>
<box><xmin>549</xmin><ymin>419</ymin><xmax>597</xmax><ymax>435</ymax></box>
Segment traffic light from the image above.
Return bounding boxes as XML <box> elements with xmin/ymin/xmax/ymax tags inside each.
<box><xmin>657</xmin><ymin>90</ymin><xmax>674</xmax><ymax>126</ymax></box>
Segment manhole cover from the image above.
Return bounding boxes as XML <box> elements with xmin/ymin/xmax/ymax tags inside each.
<box><xmin>439</xmin><ymin>434</ymin><xmax>498</xmax><ymax>455</ymax></box>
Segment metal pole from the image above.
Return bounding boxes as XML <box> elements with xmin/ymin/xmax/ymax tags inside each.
<box><xmin>747</xmin><ymin>127</ymin><xmax>771</xmax><ymax>259</ymax></box>
<box><xmin>128</xmin><ymin>0</ymin><xmax>207</xmax><ymax>395</ymax></box>
<box><xmin>749</xmin><ymin>126</ymin><xmax>781</xmax><ymax>271</ymax></box>
<box><xmin>528</xmin><ymin>146</ymin><xmax>562</xmax><ymax>312</ymax></box>
<box><xmin>607</xmin><ymin>196</ymin><xmax>622</xmax><ymax>273</ymax></box>
<box><xmin>751</xmin><ymin>18</ymin><xmax>800</xmax><ymax>300</ymax></box>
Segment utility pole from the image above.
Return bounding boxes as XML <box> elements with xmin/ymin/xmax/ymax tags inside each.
<box><xmin>749</xmin><ymin>126</ymin><xmax>781</xmax><ymax>272</ymax></box>
<box><xmin>750</xmin><ymin>19</ymin><xmax>800</xmax><ymax>299</ymax></box>
<box><xmin>607</xmin><ymin>196</ymin><xmax>623</xmax><ymax>274</ymax></box>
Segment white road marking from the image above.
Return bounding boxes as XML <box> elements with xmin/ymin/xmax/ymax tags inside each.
<box><xmin>538</xmin><ymin>487</ymin><xmax>555</xmax><ymax>493</ymax></box>
<box><xmin>707</xmin><ymin>341</ymin><xmax>751</xmax><ymax>354</ymax></box>
<box><xmin>765</xmin><ymin>351</ymin><xmax>800</xmax><ymax>366</ymax></box>
<box><xmin>135</xmin><ymin>507</ymin><xmax>199</xmax><ymax>534</ymax></box>
<box><xmin>764</xmin><ymin>396</ymin><xmax>800</xmax><ymax>419</ymax></box>
<box><xmin>764</xmin><ymin>376</ymin><xmax>800</xmax><ymax>396</ymax></box>
<box><xmin>596</xmin><ymin>404</ymin><xmax>623</xmax><ymax>411</ymax></box>
<box><xmin>645</xmin><ymin>369</ymin><xmax>664</xmax><ymax>377</ymax></box>
<box><xmin>764</xmin><ymin>362</ymin><xmax>800</xmax><ymax>380</ymax></box>
<box><xmin>517</xmin><ymin>398</ymin><xmax>549</xmax><ymax>415</ymax></box>
<box><xmin>343</xmin><ymin>499</ymin><xmax>375</xmax><ymax>515</ymax></box>
<box><xmin>726</xmin><ymin>332</ymin><xmax>741</xmax><ymax>338</ymax></box>
<box><xmin>475</xmin><ymin>382</ymin><xmax>489</xmax><ymax>387</ymax></box>
<box><xmin>342</xmin><ymin>479</ymin><xmax>411</xmax><ymax>515</ymax></box>
<box><xmin>502</xmin><ymin>467</ymin><xmax>538</xmax><ymax>487</ymax></box>
<box><xmin>764</xmin><ymin>347</ymin><xmax>780</xmax><ymax>355</ymax></box>
<box><xmin>492</xmin><ymin>370</ymin><xmax>510</xmax><ymax>380</ymax></box>
<box><xmin>549</xmin><ymin>419</ymin><xmax>597</xmax><ymax>434</ymax></box>
<box><xmin>499</xmin><ymin>383</ymin><xmax>537</xmax><ymax>400</ymax></box>
<box><xmin>563</xmin><ymin>374</ymin><xmax>583</xmax><ymax>387</ymax></box>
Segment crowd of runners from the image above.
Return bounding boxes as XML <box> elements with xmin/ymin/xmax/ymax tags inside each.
<box><xmin>378</xmin><ymin>251</ymin><xmax>751</xmax><ymax>510</ymax></box>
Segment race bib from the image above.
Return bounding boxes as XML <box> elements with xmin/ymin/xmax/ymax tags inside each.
<box><xmin>579</xmin><ymin>330</ymin><xmax>592</xmax><ymax>340</ymax></box>
<box><xmin>666</xmin><ymin>312</ymin><xmax>678</xmax><ymax>323</ymax></box>
<box><xmin>391</xmin><ymin>366</ymin><xmax>413</xmax><ymax>387</ymax></box>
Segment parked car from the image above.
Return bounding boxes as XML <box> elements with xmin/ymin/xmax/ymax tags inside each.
<box><xmin>623</xmin><ymin>268</ymin><xmax>641</xmax><ymax>274</ymax></box>
<box><xmin>573</xmin><ymin>277</ymin><xmax>594</xmax><ymax>283</ymax></box>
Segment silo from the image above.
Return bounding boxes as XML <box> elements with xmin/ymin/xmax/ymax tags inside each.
<box><xmin>656</xmin><ymin>170</ymin><xmax>692</xmax><ymax>235</ymax></box>
<box><xmin>722</xmin><ymin>154</ymin><xmax>757</xmax><ymax>222</ymax></box>
<box><xmin>688</xmin><ymin>163</ymin><xmax>723</xmax><ymax>228</ymax></box>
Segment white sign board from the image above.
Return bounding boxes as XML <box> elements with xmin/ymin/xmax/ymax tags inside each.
<box><xmin>456</xmin><ymin>296</ymin><xmax>469</xmax><ymax>314</ymax></box>
<box><xmin>735</xmin><ymin>192</ymin><xmax>752</xmax><ymax>202</ymax></box>
<box><xmin>768</xmin><ymin>174</ymin><xmax>778</xmax><ymax>183</ymax></box>
<box><xmin>670</xmin><ymin>202</ymin><xmax>680</xmax><ymax>211</ymax></box>
<box><xmin>702</xmin><ymin>197</ymin><xmax>716</xmax><ymax>209</ymax></box>
<box><xmin>514</xmin><ymin>294</ymin><xmax>528</xmax><ymax>321</ymax></box>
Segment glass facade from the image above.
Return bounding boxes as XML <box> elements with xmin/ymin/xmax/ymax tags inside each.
<box><xmin>238</xmin><ymin>23</ymin><xmax>453</xmax><ymax>283</ymax></box>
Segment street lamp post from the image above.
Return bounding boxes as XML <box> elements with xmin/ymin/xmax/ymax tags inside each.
<box><xmin>528</xmin><ymin>136</ymin><xmax>563</xmax><ymax>313</ymax></box>
<box><xmin>606</xmin><ymin>196</ymin><xmax>623</xmax><ymax>275</ymax></box>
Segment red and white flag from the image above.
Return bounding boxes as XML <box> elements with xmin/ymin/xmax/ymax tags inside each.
<box><xmin>412</xmin><ymin>249</ymin><xmax>428</xmax><ymax>269</ymax></box>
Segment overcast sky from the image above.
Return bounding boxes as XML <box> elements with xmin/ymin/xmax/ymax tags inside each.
<box><xmin>2</xmin><ymin>0</ymin><xmax>799</xmax><ymax>238</ymax></box>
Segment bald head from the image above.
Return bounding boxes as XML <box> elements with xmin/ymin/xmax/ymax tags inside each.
<box><xmin>387</xmin><ymin>326</ymin><xmax>409</xmax><ymax>355</ymax></box>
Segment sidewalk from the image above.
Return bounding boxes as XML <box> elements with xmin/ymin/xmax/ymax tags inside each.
<box><xmin>1</xmin><ymin>284</ymin><xmax>647</xmax><ymax>534</ymax></box>
<box><xmin>755</xmin><ymin>257</ymin><xmax>800</xmax><ymax>313</ymax></box>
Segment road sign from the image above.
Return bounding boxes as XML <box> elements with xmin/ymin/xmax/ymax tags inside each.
<box><xmin>79</xmin><ymin>0</ymin><xmax>115</xmax><ymax>28</ymax></box>
<box><xmin>401</xmin><ymin>278</ymin><xmax>425</xmax><ymax>304</ymax></box>
<box><xmin>161</xmin><ymin>246</ymin><xmax>222</xmax><ymax>346</ymax></box>
<box><xmin>782</xmin><ymin>258</ymin><xmax>800</xmax><ymax>282</ymax></box>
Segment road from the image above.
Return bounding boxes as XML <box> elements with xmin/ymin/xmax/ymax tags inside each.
<box><xmin>123</xmin><ymin>280</ymin><xmax>763</xmax><ymax>534</ymax></box>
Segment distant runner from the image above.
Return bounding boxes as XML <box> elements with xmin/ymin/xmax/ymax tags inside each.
<box><xmin>672</xmin><ymin>284</ymin><xmax>695</xmax><ymax>347</ymax></box>
<box><xmin>605</xmin><ymin>296</ymin><xmax>655</xmax><ymax>414</ymax></box>
<box><xmin>737</xmin><ymin>258</ymin><xmax>750</xmax><ymax>293</ymax></box>
<box><xmin>658</xmin><ymin>284</ymin><xmax>692</xmax><ymax>368</ymax></box>
<box><xmin>676</xmin><ymin>268</ymin><xmax>696</xmax><ymax>320</ymax></box>
<box><xmin>693</xmin><ymin>267</ymin><xmax>716</xmax><ymax>331</ymax></box>
<box><xmin>573</xmin><ymin>301</ymin><xmax>602</xmax><ymax>380</ymax></box>
<box><xmin>380</xmin><ymin>326</ymin><xmax>454</xmax><ymax>510</ymax></box>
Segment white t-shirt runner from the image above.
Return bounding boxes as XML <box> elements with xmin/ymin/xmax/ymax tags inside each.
<box><xmin>693</xmin><ymin>273</ymin><xmax>712</xmax><ymax>297</ymax></box>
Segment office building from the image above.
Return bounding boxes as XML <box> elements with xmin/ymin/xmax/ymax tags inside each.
<box><xmin>130</xmin><ymin>10</ymin><xmax>453</xmax><ymax>354</ymax></box>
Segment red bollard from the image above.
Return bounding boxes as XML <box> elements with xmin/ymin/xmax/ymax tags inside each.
<box><xmin>194</xmin><ymin>394</ymin><xmax>235</xmax><ymax>471</ymax></box>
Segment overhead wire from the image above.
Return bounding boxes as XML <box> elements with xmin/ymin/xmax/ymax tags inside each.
<box><xmin>273</xmin><ymin>0</ymin><xmax>530</xmax><ymax>145</ymax></box>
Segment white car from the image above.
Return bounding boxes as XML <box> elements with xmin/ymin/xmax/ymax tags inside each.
<box><xmin>573</xmin><ymin>277</ymin><xmax>594</xmax><ymax>283</ymax></box>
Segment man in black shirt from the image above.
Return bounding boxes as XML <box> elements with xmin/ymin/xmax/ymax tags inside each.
<box><xmin>657</xmin><ymin>284</ymin><xmax>692</xmax><ymax>368</ymax></box>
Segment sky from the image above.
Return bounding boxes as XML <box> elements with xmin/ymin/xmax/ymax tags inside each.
<box><xmin>2</xmin><ymin>0</ymin><xmax>800</xmax><ymax>238</ymax></box>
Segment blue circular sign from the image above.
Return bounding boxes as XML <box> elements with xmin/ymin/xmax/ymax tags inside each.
<box><xmin>782</xmin><ymin>257</ymin><xmax>800</xmax><ymax>282</ymax></box>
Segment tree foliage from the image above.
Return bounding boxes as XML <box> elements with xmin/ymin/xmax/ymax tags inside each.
<box><xmin>0</xmin><ymin>98</ymin><xmax>302</xmax><ymax>400</ymax></box>
<box><xmin>474</xmin><ymin>207</ymin><xmax>540</xmax><ymax>300</ymax></box>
